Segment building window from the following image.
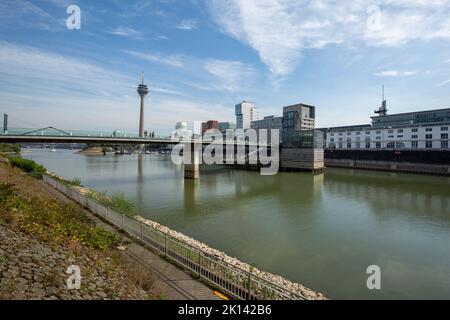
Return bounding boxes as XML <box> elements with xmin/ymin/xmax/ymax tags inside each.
<box><xmin>412</xmin><ymin>135</ymin><xmax>418</xmax><ymax>139</ymax></box>
<box><xmin>339</xmin><ymin>133</ymin><xmax>343</xmax><ymax>136</ymax></box>
<box><xmin>376</xmin><ymin>131</ymin><xmax>381</xmax><ymax>134</ymax></box>
<box><xmin>366</xmin><ymin>142</ymin><xmax>371</xmax><ymax>149</ymax></box>
<box><xmin>397</xmin><ymin>129</ymin><xmax>404</xmax><ymax>133</ymax></box>
<box><xmin>441</xmin><ymin>141</ymin><xmax>449</xmax><ymax>149</ymax></box>
<box><xmin>366</xmin><ymin>131</ymin><xmax>371</xmax><ymax>135</ymax></box>
<box><xmin>397</xmin><ymin>135</ymin><xmax>403</xmax><ymax>138</ymax></box>
<box><xmin>388</xmin><ymin>135</ymin><xmax>394</xmax><ymax>138</ymax></box>
<box><xmin>347</xmin><ymin>143</ymin><xmax>352</xmax><ymax>149</ymax></box>
<box><xmin>442</xmin><ymin>127</ymin><xmax>448</xmax><ymax>131</ymax></box>
<box><xmin>441</xmin><ymin>133</ymin><xmax>449</xmax><ymax>139</ymax></box>
<box><xmin>426</xmin><ymin>134</ymin><xmax>432</xmax><ymax>140</ymax></box>
<box><xmin>356</xmin><ymin>132</ymin><xmax>361</xmax><ymax>135</ymax></box>
<box><xmin>388</xmin><ymin>130</ymin><xmax>394</xmax><ymax>134</ymax></box>
<box><xmin>339</xmin><ymin>143</ymin><xmax>343</xmax><ymax>149</ymax></box>
<box><xmin>396</xmin><ymin>142</ymin><xmax>405</xmax><ymax>149</ymax></box>
<box><xmin>347</xmin><ymin>132</ymin><xmax>351</xmax><ymax>136</ymax></box>
<box><xmin>412</xmin><ymin>141</ymin><xmax>418</xmax><ymax>149</ymax></box>
<box><xmin>387</xmin><ymin>142</ymin><xmax>395</xmax><ymax>149</ymax></box>
<box><xmin>426</xmin><ymin>141</ymin><xmax>433</xmax><ymax>148</ymax></box>
<box><xmin>376</xmin><ymin>136</ymin><xmax>381</xmax><ymax>140</ymax></box>
<box><xmin>412</xmin><ymin>128</ymin><xmax>418</xmax><ymax>133</ymax></box>
<box><xmin>330</xmin><ymin>138</ymin><xmax>335</xmax><ymax>142</ymax></box>
<box><xmin>330</xmin><ymin>133</ymin><xmax>334</xmax><ymax>136</ymax></box>
<box><xmin>376</xmin><ymin>142</ymin><xmax>381</xmax><ymax>149</ymax></box>
<box><xmin>356</xmin><ymin>142</ymin><xmax>360</xmax><ymax>148</ymax></box>
<box><xmin>426</xmin><ymin>128</ymin><xmax>432</xmax><ymax>132</ymax></box>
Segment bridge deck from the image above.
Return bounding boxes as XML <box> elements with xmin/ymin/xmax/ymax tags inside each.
<box><xmin>0</xmin><ymin>135</ymin><xmax>270</xmax><ymax>147</ymax></box>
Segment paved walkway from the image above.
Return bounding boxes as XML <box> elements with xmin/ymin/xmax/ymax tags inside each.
<box><xmin>41</xmin><ymin>181</ymin><xmax>223</xmax><ymax>300</ymax></box>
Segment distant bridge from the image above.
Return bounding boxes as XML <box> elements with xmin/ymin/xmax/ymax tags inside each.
<box><xmin>0</xmin><ymin>134</ymin><xmax>270</xmax><ymax>147</ymax></box>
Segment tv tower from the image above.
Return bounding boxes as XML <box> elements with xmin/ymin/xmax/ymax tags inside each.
<box><xmin>137</xmin><ymin>73</ymin><xmax>149</xmax><ymax>138</ymax></box>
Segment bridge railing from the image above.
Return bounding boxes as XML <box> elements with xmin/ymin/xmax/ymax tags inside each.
<box><xmin>43</xmin><ymin>174</ymin><xmax>307</xmax><ymax>300</ymax></box>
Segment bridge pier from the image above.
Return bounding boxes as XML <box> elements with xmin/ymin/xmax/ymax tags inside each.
<box><xmin>184</xmin><ymin>142</ymin><xmax>200</xmax><ymax>179</ymax></box>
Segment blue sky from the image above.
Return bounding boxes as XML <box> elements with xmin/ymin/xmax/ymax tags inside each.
<box><xmin>1</xmin><ymin>0</ymin><xmax>450</xmax><ymax>134</ymax></box>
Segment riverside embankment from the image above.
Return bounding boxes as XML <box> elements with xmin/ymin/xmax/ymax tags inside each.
<box><xmin>0</xmin><ymin>155</ymin><xmax>220</xmax><ymax>300</ymax></box>
<box><xmin>44</xmin><ymin>173</ymin><xmax>326</xmax><ymax>300</ymax></box>
<box><xmin>1</xmin><ymin>153</ymin><xmax>325</xmax><ymax>300</ymax></box>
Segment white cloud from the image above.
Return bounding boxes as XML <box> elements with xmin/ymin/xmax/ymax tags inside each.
<box><xmin>208</xmin><ymin>0</ymin><xmax>450</xmax><ymax>78</ymax></box>
<box><xmin>177</xmin><ymin>19</ymin><xmax>197</xmax><ymax>30</ymax></box>
<box><xmin>374</xmin><ymin>70</ymin><xmax>417</xmax><ymax>77</ymax></box>
<box><xmin>438</xmin><ymin>79</ymin><xmax>450</xmax><ymax>87</ymax></box>
<box><xmin>0</xmin><ymin>42</ymin><xmax>200</xmax><ymax>132</ymax></box>
<box><xmin>204</xmin><ymin>59</ymin><xmax>255</xmax><ymax>92</ymax></box>
<box><xmin>110</xmin><ymin>26</ymin><xmax>143</xmax><ymax>38</ymax></box>
<box><xmin>123</xmin><ymin>50</ymin><xmax>184</xmax><ymax>68</ymax></box>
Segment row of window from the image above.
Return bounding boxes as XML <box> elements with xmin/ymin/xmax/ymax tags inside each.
<box><xmin>330</xmin><ymin>126</ymin><xmax>449</xmax><ymax>137</ymax></box>
<box><xmin>330</xmin><ymin>141</ymin><xmax>449</xmax><ymax>149</ymax></box>
<box><xmin>330</xmin><ymin>133</ymin><xmax>448</xmax><ymax>142</ymax></box>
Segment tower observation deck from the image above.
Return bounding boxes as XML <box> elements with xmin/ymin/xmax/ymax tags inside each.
<box><xmin>137</xmin><ymin>74</ymin><xmax>149</xmax><ymax>138</ymax></box>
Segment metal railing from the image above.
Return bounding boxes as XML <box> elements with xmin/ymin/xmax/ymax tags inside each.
<box><xmin>43</xmin><ymin>174</ymin><xmax>307</xmax><ymax>300</ymax></box>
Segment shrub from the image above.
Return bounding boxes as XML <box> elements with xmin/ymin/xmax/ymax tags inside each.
<box><xmin>8</xmin><ymin>157</ymin><xmax>46</xmax><ymax>177</ymax></box>
<box><xmin>0</xmin><ymin>144</ymin><xmax>20</xmax><ymax>153</ymax></box>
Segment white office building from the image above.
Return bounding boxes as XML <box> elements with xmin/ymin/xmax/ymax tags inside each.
<box><xmin>235</xmin><ymin>101</ymin><xmax>260</xmax><ymax>129</ymax></box>
<box><xmin>325</xmin><ymin>108</ymin><xmax>450</xmax><ymax>150</ymax></box>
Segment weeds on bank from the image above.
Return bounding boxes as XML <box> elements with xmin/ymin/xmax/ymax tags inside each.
<box><xmin>0</xmin><ymin>182</ymin><xmax>118</xmax><ymax>250</ymax></box>
<box><xmin>0</xmin><ymin>144</ymin><xmax>21</xmax><ymax>154</ymax></box>
<box><xmin>87</xmin><ymin>190</ymin><xmax>138</xmax><ymax>217</ymax></box>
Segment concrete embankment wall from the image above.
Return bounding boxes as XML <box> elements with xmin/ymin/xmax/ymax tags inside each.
<box><xmin>325</xmin><ymin>150</ymin><xmax>450</xmax><ymax>176</ymax></box>
<box><xmin>43</xmin><ymin>174</ymin><xmax>325</xmax><ymax>300</ymax></box>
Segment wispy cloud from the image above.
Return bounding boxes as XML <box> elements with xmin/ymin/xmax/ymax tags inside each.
<box><xmin>438</xmin><ymin>79</ymin><xmax>450</xmax><ymax>87</ymax></box>
<box><xmin>177</xmin><ymin>19</ymin><xmax>197</xmax><ymax>30</ymax></box>
<box><xmin>208</xmin><ymin>0</ymin><xmax>450</xmax><ymax>78</ymax></box>
<box><xmin>374</xmin><ymin>70</ymin><xmax>417</xmax><ymax>77</ymax></box>
<box><xmin>123</xmin><ymin>50</ymin><xmax>184</xmax><ymax>68</ymax></box>
<box><xmin>203</xmin><ymin>59</ymin><xmax>255</xmax><ymax>92</ymax></box>
<box><xmin>0</xmin><ymin>0</ymin><xmax>64</xmax><ymax>31</ymax></box>
<box><xmin>110</xmin><ymin>26</ymin><xmax>143</xmax><ymax>39</ymax></box>
<box><xmin>0</xmin><ymin>42</ymin><xmax>228</xmax><ymax>132</ymax></box>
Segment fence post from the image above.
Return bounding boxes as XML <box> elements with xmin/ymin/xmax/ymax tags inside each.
<box><xmin>247</xmin><ymin>273</ymin><xmax>252</xmax><ymax>300</ymax></box>
<box><xmin>164</xmin><ymin>234</ymin><xmax>167</xmax><ymax>257</ymax></box>
<box><xmin>198</xmin><ymin>252</ymin><xmax>201</xmax><ymax>277</ymax></box>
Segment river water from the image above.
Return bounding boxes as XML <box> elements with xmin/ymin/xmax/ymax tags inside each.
<box><xmin>23</xmin><ymin>149</ymin><xmax>450</xmax><ymax>299</ymax></box>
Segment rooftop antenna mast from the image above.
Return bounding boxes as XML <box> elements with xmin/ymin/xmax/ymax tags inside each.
<box><xmin>374</xmin><ymin>85</ymin><xmax>388</xmax><ymax>116</ymax></box>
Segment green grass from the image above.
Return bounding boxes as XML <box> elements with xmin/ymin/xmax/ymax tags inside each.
<box><xmin>87</xmin><ymin>190</ymin><xmax>138</xmax><ymax>217</ymax></box>
<box><xmin>0</xmin><ymin>182</ymin><xmax>118</xmax><ymax>250</ymax></box>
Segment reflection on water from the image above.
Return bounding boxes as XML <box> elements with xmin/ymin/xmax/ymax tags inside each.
<box><xmin>24</xmin><ymin>149</ymin><xmax>450</xmax><ymax>299</ymax></box>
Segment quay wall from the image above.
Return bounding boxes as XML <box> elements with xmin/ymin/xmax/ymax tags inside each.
<box><xmin>325</xmin><ymin>150</ymin><xmax>450</xmax><ymax>176</ymax></box>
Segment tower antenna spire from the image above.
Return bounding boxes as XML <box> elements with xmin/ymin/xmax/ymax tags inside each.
<box><xmin>141</xmin><ymin>72</ymin><xmax>144</xmax><ymax>85</ymax></box>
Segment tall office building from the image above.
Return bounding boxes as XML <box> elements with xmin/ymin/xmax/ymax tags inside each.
<box><xmin>282</xmin><ymin>104</ymin><xmax>316</xmax><ymax>132</ymax></box>
<box><xmin>235</xmin><ymin>101</ymin><xmax>261</xmax><ymax>129</ymax></box>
